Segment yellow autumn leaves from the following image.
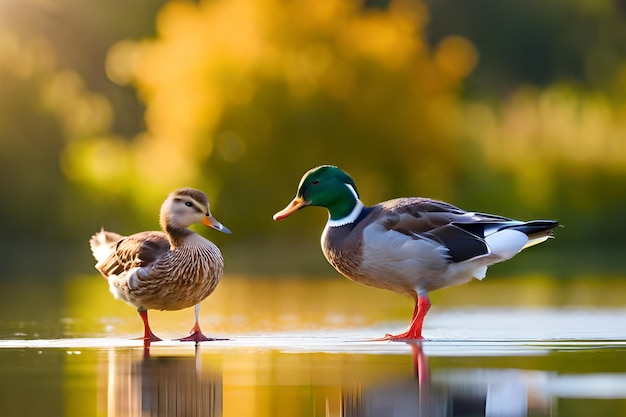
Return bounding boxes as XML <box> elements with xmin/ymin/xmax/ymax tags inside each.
<box><xmin>63</xmin><ymin>0</ymin><xmax>480</xmax><ymax>211</ymax></box>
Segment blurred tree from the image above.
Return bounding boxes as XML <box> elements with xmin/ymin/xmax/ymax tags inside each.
<box><xmin>0</xmin><ymin>31</ymin><xmax>97</xmax><ymax>242</ymax></box>
<box><xmin>0</xmin><ymin>0</ymin><xmax>625</xmax><ymax>276</ymax></box>
<box><xmin>422</xmin><ymin>0</ymin><xmax>626</xmax><ymax>267</ymax></box>
<box><xmin>423</xmin><ymin>0</ymin><xmax>626</xmax><ymax>97</ymax></box>
<box><xmin>76</xmin><ymin>0</ymin><xmax>478</xmax><ymax>242</ymax></box>
<box><xmin>0</xmin><ymin>0</ymin><xmax>168</xmax><ymax>138</ymax></box>
<box><xmin>0</xmin><ymin>0</ymin><xmax>167</xmax><ymax>246</ymax></box>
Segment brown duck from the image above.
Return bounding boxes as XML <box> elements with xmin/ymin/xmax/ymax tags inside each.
<box><xmin>89</xmin><ymin>188</ymin><xmax>231</xmax><ymax>343</ymax></box>
<box><xmin>273</xmin><ymin>165</ymin><xmax>558</xmax><ymax>340</ymax></box>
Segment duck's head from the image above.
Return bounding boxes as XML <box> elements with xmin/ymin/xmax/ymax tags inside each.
<box><xmin>160</xmin><ymin>188</ymin><xmax>231</xmax><ymax>234</ymax></box>
<box><xmin>273</xmin><ymin>165</ymin><xmax>360</xmax><ymax>221</ymax></box>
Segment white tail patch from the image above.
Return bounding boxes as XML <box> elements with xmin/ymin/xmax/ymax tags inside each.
<box><xmin>89</xmin><ymin>230</ymin><xmax>116</xmax><ymax>263</ymax></box>
<box><xmin>473</xmin><ymin>266</ymin><xmax>488</xmax><ymax>280</ymax></box>
<box><xmin>485</xmin><ymin>229</ymin><xmax>528</xmax><ymax>260</ymax></box>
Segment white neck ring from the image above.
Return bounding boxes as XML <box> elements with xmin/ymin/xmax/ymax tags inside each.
<box><xmin>327</xmin><ymin>200</ymin><xmax>364</xmax><ymax>228</ymax></box>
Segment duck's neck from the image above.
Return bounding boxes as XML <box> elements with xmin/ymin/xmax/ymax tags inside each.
<box><xmin>165</xmin><ymin>224</ymin><xmax>193</xmax><ymax>247</ymax></box>
<box><xmin>327</xmin><ymin>199</ymin><xmax>365</xmax><ymax>228</ymax></box>
<box><xmin>325</xmin><ymin>184</ymin><xmax>365</xmax><ymax>227</ymax></box>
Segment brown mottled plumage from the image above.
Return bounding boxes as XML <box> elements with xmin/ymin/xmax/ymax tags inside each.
<box><xmin>89</xmin><ymin>188</ymin><xmax>231</xmax><ymax>343</ymax></box>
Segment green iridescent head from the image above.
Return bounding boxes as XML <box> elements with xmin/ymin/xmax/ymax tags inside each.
<box><xmin>273</xmin><ymin>165</ymin><xmax>361</xmax><ymax>221</ymax></box>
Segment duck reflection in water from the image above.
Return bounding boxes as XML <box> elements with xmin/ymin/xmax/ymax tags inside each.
<box><xmin>342</xmin><ymin>342</ymin><xmax>551</xmax><ymax>417</ymax></box>
<box><xmin>102</xmin><ymin>346</ymin><xmax>222</xmax><ymax>417</ymax></box>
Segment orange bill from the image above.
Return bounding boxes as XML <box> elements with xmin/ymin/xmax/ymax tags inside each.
<box><xmin>202</xmin><ymin>215</ymin><xmax>232</xmax><ymax>234</ymax></box>
<box><xmin>273</xmin><ymin>197</ymin><xmax>308</xmax><ymax>221</ymax></box>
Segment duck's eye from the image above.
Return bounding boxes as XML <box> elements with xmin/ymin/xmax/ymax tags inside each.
<box><xmin>311</xmin><ymin>180</ymin><xmax>319</xmax><ymax>185</ymax></box>
<box><xmin>184</xmin><ymin>201</ymin><xmax>193</xmax><ymax>207</ymax></box>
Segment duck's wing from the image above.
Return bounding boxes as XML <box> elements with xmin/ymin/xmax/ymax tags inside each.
<box><xmin>378</xmin><ymin>198</ymin><xmax>490</xmax><ymax>262</ymax></box>
<box><xmin>378</xmin><ymin>198</ymin><xmax>557</xmax><ymax>263</ymax></box>
<box><xmin>96</xmin><ymin>231</ymin><xmax>170</xmax><ymax>278</ymax></box>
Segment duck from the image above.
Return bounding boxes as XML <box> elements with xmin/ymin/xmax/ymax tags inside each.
<box><xmin>89</xmin><ymin>188</ymin><xmax>231</xmax><ymax>343</ymax></box>
<box><xmin>273</xmin><ymin>165</ymin><xmax>558</xmax><ymax>340</ymax></box>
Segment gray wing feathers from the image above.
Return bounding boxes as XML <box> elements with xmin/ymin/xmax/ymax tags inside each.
<box><xmin>377</xmin><ymin>198</ymin><xmax>557</xmax><ymax>264</ymax></box>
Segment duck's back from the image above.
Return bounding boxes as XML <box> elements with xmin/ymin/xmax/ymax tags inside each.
<box><xmin>94</xmin><ymin>231</ymin><xmax>170</xmax><ymax>278</ymax></box>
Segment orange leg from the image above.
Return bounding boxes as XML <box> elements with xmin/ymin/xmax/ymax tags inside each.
<box><xmin>177</xmin><ymin>321</ymin><xmax>213</xmax><ymax>343</ymax></box>
<box><xmin>177</xmin><ymin>304</ymin><xmax>226</xmax><ymax>343</ymax></box>
<box><xmin>383</xmin><ymin>294</ymin><xmax>431</xmax><ymax>340</ymax></box>
<box><xmin>137</xmin><ymin>309</ymin><xmax>162</xmax><ymax>343</ymax></box>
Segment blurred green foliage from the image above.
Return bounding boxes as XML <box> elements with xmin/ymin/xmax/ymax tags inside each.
<box><xmin>0</xmin><ymin>0</ymin><xmax>625</xmax><ymax>276</ymax></box>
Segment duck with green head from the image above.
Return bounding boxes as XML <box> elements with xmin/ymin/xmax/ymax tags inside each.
<box><xmin>273</xmin><ymin>165</ymin><xmax>558</xmax><ymax>340</ymax></box>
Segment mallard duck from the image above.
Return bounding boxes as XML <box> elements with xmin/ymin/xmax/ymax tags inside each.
<box><xmin>89</xmin><ymin>188</ymin><xmax>231</xmax><ymax>343</ymax></box>
<box><xmin>273</xmin><ymin>165</ymin><xmax>558</xmax><ymax>340</ymax></box>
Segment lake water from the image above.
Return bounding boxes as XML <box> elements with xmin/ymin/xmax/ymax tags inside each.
<box><xmin>0</xmin><ymin>275</ymin><xmax>625</xmax><ymax>416</ymax></box>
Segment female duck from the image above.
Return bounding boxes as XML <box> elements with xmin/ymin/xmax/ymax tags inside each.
<box><xmin>274</xmin><ymin>165</ymin><xmax>558</xmax><ymax>340</ymax></box>
<box><xmin>90</xmin><ymin>188</ymin><xmax>231</xmax><ymax>343</ymax></box>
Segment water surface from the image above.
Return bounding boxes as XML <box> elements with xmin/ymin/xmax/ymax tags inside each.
<box><xmin>0</xmin><ymin>275</ymin><xmax>625</xmax><ymax>416</ymax></box>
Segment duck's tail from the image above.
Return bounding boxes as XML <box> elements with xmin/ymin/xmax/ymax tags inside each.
<box><xmin>89</xmin><ymin>228</ymin><xmax>122</xmax><ymax>264</ymax></box>
<box><xmin>504</xmin><ymin>220</ymin><xmax>559</xmax><ymax>249</ymax></box>
<box><xmin>480</xmin><ymin>219</ymin><xmax>558</xmax><ymax>264</ymax></box>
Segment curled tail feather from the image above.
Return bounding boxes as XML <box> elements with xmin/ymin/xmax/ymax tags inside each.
<box><xmin>89</xmin><ymin>228</ymin><xmax>123</xmax><ymax>277</ymax></box>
